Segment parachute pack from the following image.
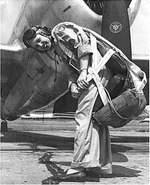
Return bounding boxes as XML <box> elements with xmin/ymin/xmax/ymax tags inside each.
<box><xmin>82</xmin><ymin>27</ymin><xmax>147</xmax><ymax>128</ymax></box>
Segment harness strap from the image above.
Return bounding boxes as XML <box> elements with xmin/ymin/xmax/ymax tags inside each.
<box><xmin>87</xmin><ymin>44</ymin><xmax>115</xmax><ymax>106</ymax></box>
<box><xmin>88</xmin><ymin>67</ymin><xmax>108</xmax><ymax>105</ymax></box>
<box><xmin>90</xmin><ymin>33</ymin><xmax>98</xmax><ymax>70</ymax></box>
<box><xmin>87</xmin><ymin>49</ymin><xmax>115</xmax><ymax>82</ymax></box>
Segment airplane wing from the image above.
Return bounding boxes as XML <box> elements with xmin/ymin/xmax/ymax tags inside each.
<box><xmin>1</xmin><ymin>44</ymin><xmax>28</xmax><ymax>120</ymax></box>
<box><xmin>1</xmin><ymin>42</ymin><xmax>69</xmax><ymax>121</ymax></box>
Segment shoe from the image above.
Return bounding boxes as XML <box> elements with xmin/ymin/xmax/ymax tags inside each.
<box><xmin>85</xmin><ymin>167</ymin><xmax>102</xmax><ymax>178</ymax></box>
<box><xmin>57</xmin><ymin>171</ymin><xmax>86</xmax><ymax>181</ymax></box>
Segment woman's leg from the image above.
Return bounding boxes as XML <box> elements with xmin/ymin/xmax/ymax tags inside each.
<box><xmin>70</xmin><ymin>83</ymin><xmax>112</xmax><ymax>174</ymax></box>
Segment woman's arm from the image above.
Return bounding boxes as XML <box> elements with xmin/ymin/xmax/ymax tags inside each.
<box><xmin>77</xmin><ymin>54</ymin><xmax>89</xmax><ymax>89</ymax></box>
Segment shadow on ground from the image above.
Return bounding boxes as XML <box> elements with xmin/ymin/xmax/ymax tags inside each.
<box><xmin>40</xmin><ymin>153</ymin><xmax>141</xmax><ymax>184</ymax></box>
<box><xmin>1</xmin><ymin>130</ymin><xmax>149</xmax><ymax>151</ymax></box>
<box><xmin>41</xmin><ymin>160</ymin><xmax>141</xmax><ymax>184</ymax></box>
<box><xmin>50</xmin><ymin>161</ymin><xmax>141</xmax><ymax>178</ymax></box>
<box><xmin>111</xmin><ymin>135</ymin><xmax>149</xmax><ymax>143</ymax></box>
<box><xmin>1</xmin><ymin>130</ymin><xmax>74</xmax><ymax>150</ymax></box>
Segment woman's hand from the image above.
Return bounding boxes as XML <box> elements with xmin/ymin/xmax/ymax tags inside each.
<box><xmin>70</xmin><ymin>83</ymin><xmax>81</xmax><ymax>98</ymax></box>
<box><xmin>77</xmin><ymin>69</ymin><xmax>89</xmax><ymax>90</ymax></box>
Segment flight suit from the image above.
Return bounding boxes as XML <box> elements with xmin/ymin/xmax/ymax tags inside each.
<box><xmin>52</xmin><ymin>22</ymin><xmax>112</xmax><ymax>174</ymax></box>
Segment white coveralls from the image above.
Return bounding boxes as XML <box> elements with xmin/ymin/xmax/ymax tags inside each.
<box><xmin>52</xmin><ymin>22</ymin><xmax>112</xmax><ymax>174</ymax></box>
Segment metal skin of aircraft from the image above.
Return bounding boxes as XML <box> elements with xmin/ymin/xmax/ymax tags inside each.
<box><xmin>0</xmin><ymin>0</ymin><xmax>142</xmax><ymax>131</ymax></box>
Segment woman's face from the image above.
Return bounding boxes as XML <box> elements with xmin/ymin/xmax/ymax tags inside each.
<box><xmin>29</xmin><ymin>33</ymin><xmax>52</xmax><ymax>52</ymax></box>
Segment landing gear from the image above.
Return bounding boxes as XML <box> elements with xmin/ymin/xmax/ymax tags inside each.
<box><xmin>1</xmin><ymin>120</ymin><xmax>8</xmax><ymax>132</ymax></box>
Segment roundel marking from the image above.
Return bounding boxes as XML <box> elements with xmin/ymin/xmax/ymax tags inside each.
<box><xmin>109</xmin><ymin>21</ymin><xmax>122</xmax><ymax>33</ymax></box>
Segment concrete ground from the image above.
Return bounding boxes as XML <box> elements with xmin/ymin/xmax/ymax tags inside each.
<box><xmin>0</xmin><ymin>108</ymin><xmax>149</xmax><ymax>185</ymax></box>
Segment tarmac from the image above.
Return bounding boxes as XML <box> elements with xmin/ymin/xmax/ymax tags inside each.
<box><xmin>0</xmin><ymin>107</ymin><xmax>149</xmax><ymax>185</ymax></box>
